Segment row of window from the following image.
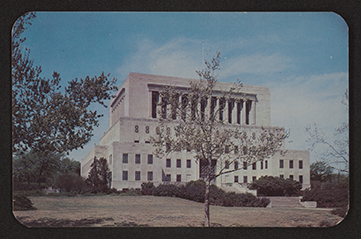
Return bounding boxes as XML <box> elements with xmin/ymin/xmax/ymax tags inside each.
<box><xmin>134</xmin><ymin>125</ymin><xmax>150</xmax><ymax>134</ymax></box>
<box><xmin>235</xmin><ymin>175</ymin><xmax>303</xmax><ymax>184</ymax></box>
<box><xmin>122</xmin><ymin>171</ymin><xmax>183</xmax><ymax>182</ymax></box>
<box><xmin>225</xmin><ymin>160</ymin><xmax>269</xmax><ymax>170</ymax></box>
<box><xmin>122</xmin><ymin>154</ymin><xmax>192</xmax><ymax>168</ymax></box>
<box><xmin>279</xmin><ymin>160</ymin><xmax>303</xmax><ymax>169</ymax></box>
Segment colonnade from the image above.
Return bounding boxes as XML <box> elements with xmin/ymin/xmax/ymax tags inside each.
<box><xmin>149</xmin><ymin>91</ymin><xmax>256</xmax><ymax>125</ymax></box>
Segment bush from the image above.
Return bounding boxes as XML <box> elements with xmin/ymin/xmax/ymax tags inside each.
<box><xmin>141</xmin><ymin>182</ymin><xmax>155</xmax><ymax>195</ymax></box>
<box><xmin>13</xmin><ymin>192</ymin><xmax>36</xmax><ymax>211</ymax></box>
<box><xmin>153</xmin><ymin>180</ymin><xmax>269</xmax><ymax>207</ymax></box>
<box><xmin>248</xmin><ymin>176</ymin><xmax>302</xmax><ymax>196</ymax></box>
<box><xmin>54</xmin><ymin>173</ymin><xmax>86</xmax><ymax>193</ymax></box>
<box><xmin>302</xmin><ymin>187</ymin><xmax>348</xmax><ymax>208</ymax></box>
<box><xmin>13</xmin><ymin>182</ymin><xmax>48</xmax><ymax>191</ymax></box>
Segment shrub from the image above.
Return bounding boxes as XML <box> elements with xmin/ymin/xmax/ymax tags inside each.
<box><xmin>302</xmin><ymin>187</ymin><xmax>348</xmax><ymax>208</ymax></box>
<box><xmin>54</xmin><ymin>173</ymin><xmax>86</xmax><ymax>193</ymax></box>
<box><xmin>13</xmin><ymin>192</ymin><xmax>36</xmax><ymax>211</ymax></box>
<box><xmin>248</xmin><ymin>176</ymin><xmax>302</xmax><ymax>196</ymax></box>
<box><xmin>153</xmin><ymin>181</ymin><xmax>269</xmax><ymax>207</ymax></box>
<box><xmin>141</xmin><ymin>182</ymin><xmax>155</xmax><ymax>195</ymax></box>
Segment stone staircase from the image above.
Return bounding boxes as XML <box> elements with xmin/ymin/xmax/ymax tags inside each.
<box><xmin>267</xmin><ymin>197</ymin><xmax>304</xmax><ymax>208</ymax></box>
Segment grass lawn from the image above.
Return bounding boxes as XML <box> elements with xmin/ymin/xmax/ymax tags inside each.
<box><xmin>13</xmin><ymin>195</ymin><xmax>344</xmax><ymax>227</ymax></box>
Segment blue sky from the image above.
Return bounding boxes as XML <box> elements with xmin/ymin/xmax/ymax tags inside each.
<box><xmin>19</xmin><ymin>12</ymin><xmax>348</xmax><ymax>164</ymax></box>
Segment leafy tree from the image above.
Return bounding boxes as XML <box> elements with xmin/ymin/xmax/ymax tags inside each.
<box><xmin>54</xmin><ymin>173</ymin><xmax>86</xmax><ymax>193</ymax></box>
<box><xmin>305</xmin><ymin>90</ymin><xmax>349</xmax><ymax>173</ymax></box>
<box><xmin>12</xmin><ymin>12</ymin><xmax>118</xmax><ymax>156</ymax></box>
<box><xmin>13</xmin><ymin>150</ymin><xmax>62</xmax><ymax>189</ymax></box>
<box><xmin>310</xmin><ymin>161</ymin><xmax>333</xmax><ymax>182</ymax></box>
<box><xmin>150</xmin><ymin>52</ymin><xmax>288</xmax><ymax>227</ymax></box>
<box><xmin>248</xmin><ymin>176</ymin><xmax>302</xmax><ymax>196</ymax></box>
<box><xmin>12</xmin><ymin>12</ymin><xmax>118</xmax><ymax>191</ymax></box>
<box><xmin>85</xmin><ymin>157</ymin><xmax>111</xmax><ymax>193</ymax></box>
<box><xmin>58</xmin><ymin>157</ymin><xmax>81</xmax><ymax>175</ymax></box>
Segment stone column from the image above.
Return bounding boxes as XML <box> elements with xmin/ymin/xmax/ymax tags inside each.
<box><xmin>241</xmin><ymin>100</ymin><xmax>246</xmax><ymax>125</ymax></box>
<box><xmin>251</xmin><ymin>100</ymin><xmax>256</xmax><ymax>125</ymax></box>
<box><xmin>205</xmin><ymin>97</ymin><xmax>211</xmax><ymax>120</ymax></box>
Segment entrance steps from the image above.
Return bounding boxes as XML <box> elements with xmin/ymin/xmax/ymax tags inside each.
<box><xmin>267</xmin><ymin>197</ymin><xmax>304</xmax><ymax>208</ymax></box>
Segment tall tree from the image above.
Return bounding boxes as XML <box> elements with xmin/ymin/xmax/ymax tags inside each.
<box><xmin>310</xmin><ymin>161</ymin><xmax>333</xmax><ymax>182</ymax></box>
<box><xmin>12</xmin><ymin>13</ymin><xmax>117</xmax><ymax>164</ymax></box>
<box><xmin>85</xmin><ymin>157</ymin><xmax>111</xmax><ymax>192</ymax></box>
<box><xmin>305</xmin><ymin>90</ymin><xmax>349</xmax><ymax>173</ymax></box>
<box><xmin>151</xmin><ymin>52</ymin><xmax>288</xmax><ymax>227</ymax></box>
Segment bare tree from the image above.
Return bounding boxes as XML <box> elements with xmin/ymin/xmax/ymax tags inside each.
<box><xmin>150</xmin><ymin>52</ymin><xmax>288</xmax><ymax>227</ymax></box>
<box><xmin>305</xmin><ymin>91</ymin><xmax>349</xmax><ymax>174</ymax></box>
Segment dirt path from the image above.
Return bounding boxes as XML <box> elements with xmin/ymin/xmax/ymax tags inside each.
<box><xmin>13</xmin><ymin>196</ymin><xmax>344</xmax><ymax>227</ymax></box>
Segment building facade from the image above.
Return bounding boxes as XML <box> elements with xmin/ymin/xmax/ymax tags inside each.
<box><xmin>81</xmin><ymin>73</ymin><xmax>310</xmax><ymax>190</ymax></box>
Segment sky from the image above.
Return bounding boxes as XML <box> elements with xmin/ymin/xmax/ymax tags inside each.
<box><xmin>18</xmin><ymin>12</ymin><xmax>348</xmax><ymax>165</ymax></box>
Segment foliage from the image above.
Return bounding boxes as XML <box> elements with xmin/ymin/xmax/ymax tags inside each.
<box><xmin>85</xmin><ymin>157</ymin><xmax>111</xmax><ymax>193</ymax></box>
<box><xmin>12</xmin><ymin>12</ymin><xmax>117</xmax><ymax>162</ymax></box>
<box><xmin>141</xmin><ymin>182</ymin><xmax>155</xmax><ymax>195</ymax></box>
<box><xmin>150</xmin><ymin>51</ymin><xmax>288</xmax><ymax>226</ymax></box>
<box><xmin>152</xmin><ymin>180</ymin><xmax>270</xmax><ymax>207</ymax></box>
<box><xmin>13</xmin><ymin>150</ymin><xmax>62</xmax><ymax>189</ymax></box>
<box><xmin>54</xmin><ymin>173</ymin><xmax>86</xmax><ymax>193</ymax></box>
<box><xmin>13</xmin><ymin>193</ymin><xmax>37</xmax><ymax>211</ymax></box>
<box><xmin>248</xmin><ymin>176</ymin><xmax>302</xmax><ymax>196</ymax></box>
<box><xmin>310</xmin><ymin>161</ymin><xmax>333</xmax><ymax>182</ymax></box>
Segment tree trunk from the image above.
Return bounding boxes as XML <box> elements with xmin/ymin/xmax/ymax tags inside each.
<box><xmin>204</xmin><ymin>175</ymin><xmax>211</xmax><ymax>227</ymax></box>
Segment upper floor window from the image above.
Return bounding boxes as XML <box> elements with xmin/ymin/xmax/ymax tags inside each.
<box><xmin>135</xmin><ymin>171</ymin><xmax>141</xmax><ymax>181</ymax></box>
<box><xmin>280</xmin><ymin>159</ymin><xmax>284</xmax><ymax>169</ymax></box>
<box><xmin>243</xmin><ymin>162</ymin><xmax>247</xmax><ymax>170</ymax></box>
<box><xmin>234</xmin><ymin>161</ymin><xmax>239</xmax><ymax>170</ymax></box>
<box><xmin>145</xmin><ymin>126</ymin><xmax>150</xmax><ymax>134</ymax></box>
<box><xmin>135</xmin><ymin>154</ymin><xmax>141</xmax><ymax>164</ymax></box>
<box><xmin>289</xmin><ymin>160</ymin><xmax>294</xmax><ymax>169</ymax></box>
<box><xmin>187</xmin><ymin>159</ymin><xmax>191</xmax><ymax>168</ymax></box>
<box><xmin>252</xmin><ymin>162</ymin><xmax>256</xmax><ymax>170</ymax></box>
<box><xmin>123</xmin><ymin>153</ymin><xmax>128</xmax><ymax>164</ymax></box>
<box><xmin>166</xmin><ymin>158</ymin><xmax>171</xmax><ymax>168</ymax></box>
<box><xmin>148</xmin><ymin>154</ymin><xmax>153</xmax><ymax>164</ymax></box>
<box><xmin>299</xmin><ymin>160</ymin><xmax>303</xmax><ymax>169</ymax></box>
<box><xmin>177</xmin><ymin>159</ymin><xmax>181</xmax><ymax>168</ymax></box>
<box><xmin>225</xmin><ymin>160</ymin><xmax>230</xmax><ymax>169</ymax></box>
<box><xmin>135</xmin><ymin>125</ymin><xmax>139</xmax><ymax>133</ymax></box>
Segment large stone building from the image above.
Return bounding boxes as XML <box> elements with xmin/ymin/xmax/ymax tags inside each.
<box><xmin>81</xmin><ymin>72</ymin><xmax>310</xmax><ymax>190</ymax></box>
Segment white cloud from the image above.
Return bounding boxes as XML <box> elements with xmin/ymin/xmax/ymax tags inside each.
<box><xmin>269</xmin><ymin>72</ymin><xmax>348</xmax><ymax>155</ymax></box>
<box><xmin>220</xmin><ymin>53</ymin><xmax>293</xmax><ymax>78</ymax></box>
<box><xmin>117</xmin><ymin>37</ymin><xmax>202</xmax><ymax>80</ymax></box>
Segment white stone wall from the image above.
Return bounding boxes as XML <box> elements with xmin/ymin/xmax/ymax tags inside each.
<box><xmin>81</xmin><ymin>72</ymin><xmax>310</xmax><ymax>191</ymax></box>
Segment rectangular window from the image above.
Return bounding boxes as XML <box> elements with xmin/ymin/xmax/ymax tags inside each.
<box><xmin>177</xmin><ymin>159</ymin><xmax>181</xmax><ymax>168</ymax></box>
<box><xmin>290</xmin><ymin>160</ymin><xmax>294</xmax><ymax>169</ymax></box>
<box><xmin>299</xmin><ymin>160</ymin><xmax>303</xmax><ymax>169</ymax></box>
<box><xmin>148</xmin><ymin>154</ymin><xmax>153</xmax><ymax>164</ymax></box>
<box><xmin>289</xmin><ymin>175</ymin><xmax>294</xmax><ymax>180</ymax></box>
<box><xmin>187</xmin><ymin>159</ymin><xmax>191</xmax><ymax>168</ymax></box>
<box><xmin>166</xmin><ymin>174</ymin><xmax>171</xmax><ymax>182</ymax></box>
<box><xmin>123</xmin><ymin>153</ymin><xmax>128</xmax><ymax>163</ymax></box>
<box><xmin>280</xmin><ymin>174</ymin><xmax>284</xmax><ymax>179</ymax></box>
<box><xmin>234</xmin><ymin>146</ymin><xmax>239</xmax><ymax>154</ymax></box>
<box><xmin>135</xmin><ymin>154</ymin><xmax>141</xmax><ymax>164</ymax></box>
<box><xmin>243</xmin><ymin>162</ymin><xmax>247</xmax><ymax>170</ymax></box>
<box><xmin>234</xmin><ymin>161</ymin><xmax>238</xmax><ymax>170</ymax></box>
<box><xmin>265</xmin><ymin>160</ymin><xmax>268</xmax><ymax>169</ymax></box>
<box><xmin>299</xmin><ymin>175</ymin><xmax>303</xmax><ymax>184</ymax></box>
<box><xmin>243</xmin><ymin>176</ymin><xmax>247</xmax><ymax>183</ymax></box>
<box><xmin>122</xmin><ymin>171</ymin><xmax>128</xmax><ymax>180</ymax></box>
<box><xmin>176</xmin><ymin>174</ymin><xmax>181</xmax><ymax>182</ymax></box>
<box><xmin>234</xmin><ymin>175</ymin><xmax>239</xmax><ymax>183</ymax></box>
<box><xmin>225</xmin><ymin>160</ymin><xmax>230</xmax><ymax>169</ymax></box>
<box><xmin>166</xmin><ymin>158</ymin><xmax>171</xmax><ymax>167</ymax></box>
<box><xmin>252</xmin><ymin>176</ymin><xmax>256</xmax><ymax>182</ymax></box>
<box><xmin>280</xmin><ymin>159</ymin><xmax>284</xmax><ymax>168</ymax></box>
<box><xmin>260</xmin><ymin>161</ymin><xmax>263</xmax><ymax>170</ymax></box>
<box><xmin>147</xmin><ymin>171</ymin><xmax>153</xmax><ymax>181</ymax></box>
<box><xmin>252</xmin><ymin>162</ymin><xmax>256</xmax><ymax>170</ymax></box>
<box><xmin>135</xmin><ymin>171</ymin><xmax>141</xmax><ymax>180</ymax></box>
<box><xmin>152</xmin><ymin>91</ymin><xmax>159</xmax><ymax>118</ymax></box>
